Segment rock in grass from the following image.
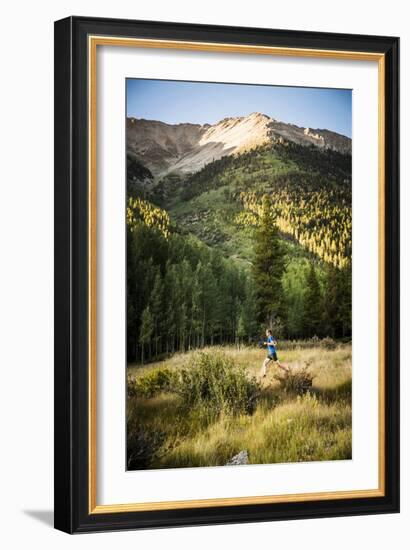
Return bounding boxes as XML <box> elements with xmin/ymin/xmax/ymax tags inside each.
<box><xmin>226</xmin><ymin>450</ymin><xmax>248</xmax><ymax>466</ymax></box>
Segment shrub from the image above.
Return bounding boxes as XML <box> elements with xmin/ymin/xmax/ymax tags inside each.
<box><xmin>274</xmin><ymin>365</ymin><xmax>314</xmax><ymax>395</ymax></box>
<box><xmin>128</xmin><ymin>368</ymin><xmax>177</xmax><ymax>398</ymax></box>
<box><xmin>321</xmin><ymin>336</ymin><xmax>337</xmax><ymax>350</ymax></box>
<box><xmin>175</xmin><ymin>352</ymin><xmax>260</xmax><ymax>418</ymax></box>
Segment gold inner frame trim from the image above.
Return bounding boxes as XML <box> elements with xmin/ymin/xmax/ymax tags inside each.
<box><xmin>88</xmin><ymin>35</ymin><xmax>386</xmax><ymax>514</ymax></box>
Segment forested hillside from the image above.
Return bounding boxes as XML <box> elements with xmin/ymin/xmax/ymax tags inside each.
<box><xmin>127</xmin><ymin>139</ymin><xmax>352</xmax><ymax>364</ymax></box>
<box><xmin>127</xmin><ymin>200</ymin><xmax>257</xmax><ymax>363</ymax></box>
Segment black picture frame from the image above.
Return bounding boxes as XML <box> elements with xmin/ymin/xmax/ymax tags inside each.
<box><xmin>54</xmin><ymin>15</ymin><xmax>400</xmax><ymax>533</ymax></box>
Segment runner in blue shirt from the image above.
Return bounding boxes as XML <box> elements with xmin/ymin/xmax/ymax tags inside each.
<box><xmin>261</xmin><ymin>329</ymin><xmax>288</xmax><ymax>377</ymax></box>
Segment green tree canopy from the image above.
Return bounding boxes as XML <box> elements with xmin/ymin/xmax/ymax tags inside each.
<box><xmin>252</xmin><ymin>195</ymin><xmax>286</xmax><ymax>327</ymax></box>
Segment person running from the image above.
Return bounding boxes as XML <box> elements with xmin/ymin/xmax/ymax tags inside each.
<box><xmin>260</xmin><ymin>329</ymin><xmax>288</xmax><ymax>377</ymax></box>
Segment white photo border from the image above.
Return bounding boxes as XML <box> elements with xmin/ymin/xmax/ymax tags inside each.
<box><xmin>92</xmin><ymin>42</ymin><xmax>381</xmax><ymax>508</ymax></box>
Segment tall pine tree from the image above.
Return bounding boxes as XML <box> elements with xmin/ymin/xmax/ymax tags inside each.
<box><xmin>252</xmin><ymin>195</ymin><xmax>286</xmax><ymax>328</ymax></box>
<box><xmin>139</xmin><ymin>306</ymin><xmax>154</xmax><ymax>364</ymax></box>
<box><xmin>303</xmin><ymin>263</ymin><xmax>323</xmax><ymax>337</ymax></box>
<box><xmin>338</xmin><ymin>265</ymin><xmax>352</xmax><ymax>337</ymax></box>
<box><xmin>149</xmin><ymin>270</ymin><xmax>163</xmax><ymax>357</ymax></box>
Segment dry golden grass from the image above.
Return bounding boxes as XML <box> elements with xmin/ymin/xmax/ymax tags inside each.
<box><xmin>128</xmin><ymin>344</ymin><xmax>351</xmax><ymax>391</ymax></box>
<box><xmin>127</xmin><ymin>344</ymin><xmax>352</xmax><ymax>470</ymax></box>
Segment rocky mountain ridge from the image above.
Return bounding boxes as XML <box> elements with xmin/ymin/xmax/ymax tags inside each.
<box><xmin>127</xmin><ymin>112</ymin><xmax>351</xmax><ymax>179</ymax></box>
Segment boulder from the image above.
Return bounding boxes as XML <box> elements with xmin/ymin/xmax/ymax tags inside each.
<box><xmin>226</xmin><ymin>450</ymin><xmax>248</xmax><ymax>466</ymax></box>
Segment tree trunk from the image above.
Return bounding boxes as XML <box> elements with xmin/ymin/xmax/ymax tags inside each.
<box><xmin>202</xmin><ymin>310</ymin><xmax>206</xmax><ymax>347</ymax></box>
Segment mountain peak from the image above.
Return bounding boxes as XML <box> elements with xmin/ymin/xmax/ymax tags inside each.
<box><xmin>127</xmin><ymin>113</ymin><xmax>351</xmax><ymax>178</ymax></box>
<box><xmin>248</xmin><ymin>111</ymin><xmax>272</xmax><ymax>121</ymax></box>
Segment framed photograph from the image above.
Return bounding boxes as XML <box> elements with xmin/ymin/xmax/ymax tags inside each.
<box><xmin>54</xmin><ymin>16</ymin><xmax>399</xmax><ymax>533</ymax></box>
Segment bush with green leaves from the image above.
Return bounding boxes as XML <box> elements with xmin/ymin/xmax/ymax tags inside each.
<box><xmin>175</xmin><ymin>352</ymin><xmax>260</xmax><ymax>418</ymax></box>
<box><xmin>128</xmin><ymin>368</ymin><xmax>177</xmax><ymax>398</ymax></box>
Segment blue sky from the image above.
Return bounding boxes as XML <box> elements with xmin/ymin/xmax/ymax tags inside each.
<box><xmin>126</xmin><ymin>79</ymin><xmax>352</xmax><ymax>138</ymax></box>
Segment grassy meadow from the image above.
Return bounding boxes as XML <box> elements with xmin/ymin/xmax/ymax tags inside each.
<box><xmin>127</xmin><ymin>342</ymin><xmax>352</xmax><ymax>470</ymax></box>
